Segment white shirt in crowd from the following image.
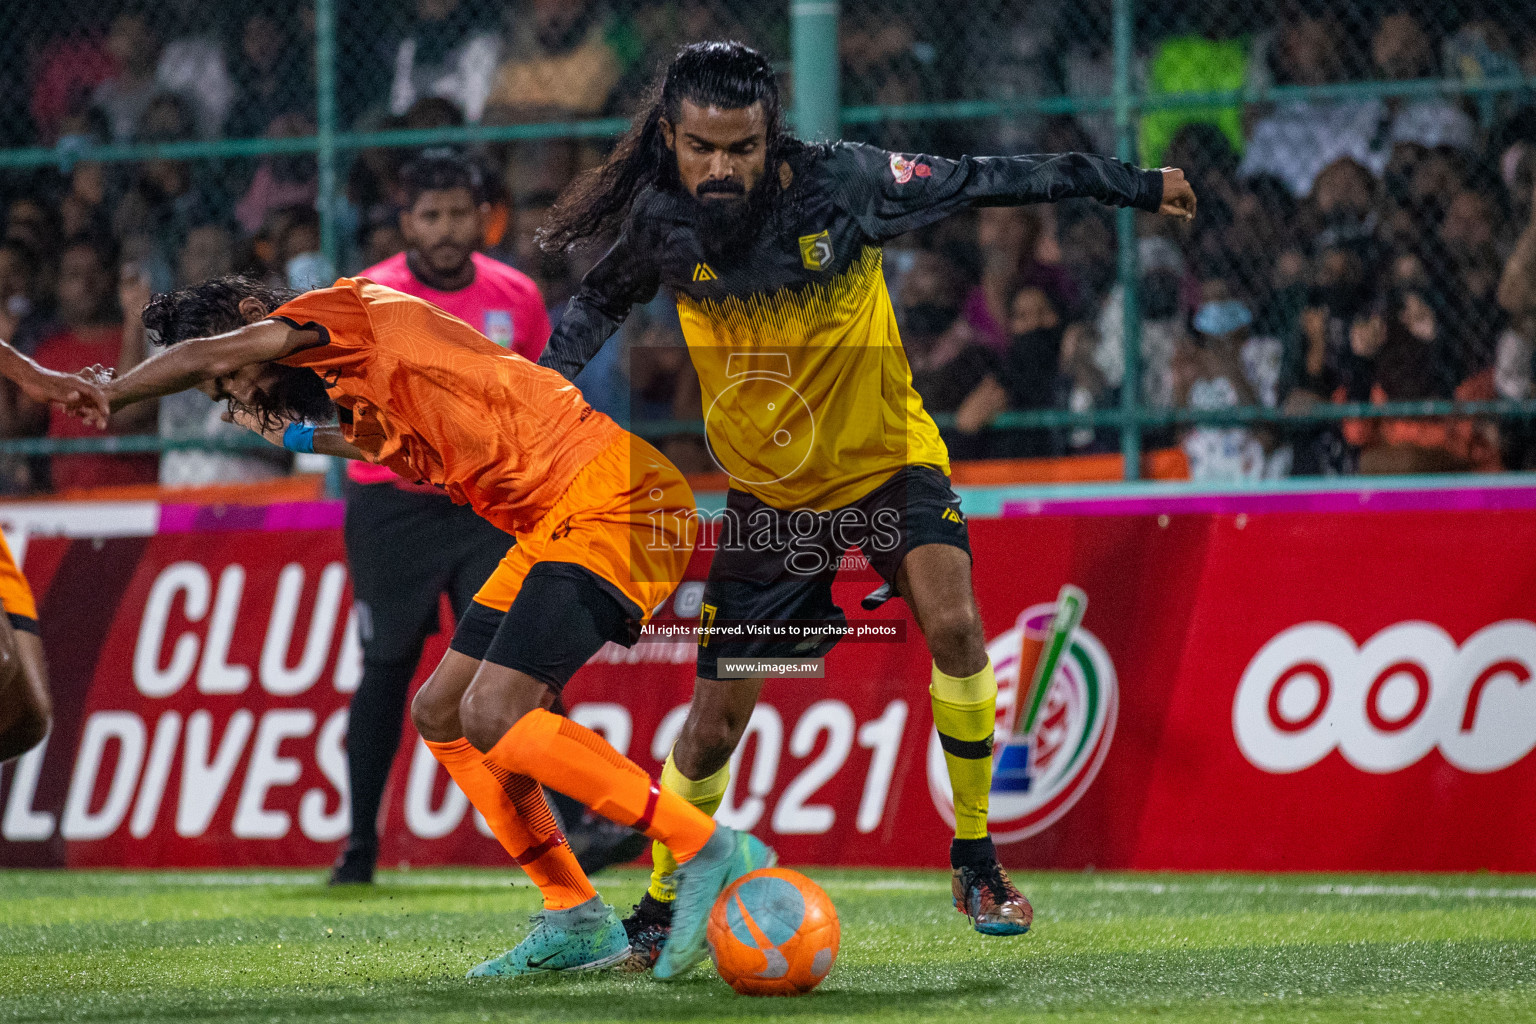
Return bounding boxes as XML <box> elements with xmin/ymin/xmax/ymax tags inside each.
<box><xmin>391</xmin><ymin>33</ymin><xmax>501</xmax><ymax>123</ymax></box>
<box><xmin>1239</xmin><ymin>97</ymin><xmax>1476</xmax><ymax>196</ymax></box>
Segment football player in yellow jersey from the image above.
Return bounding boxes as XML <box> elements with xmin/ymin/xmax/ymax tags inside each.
<box><xmin>536</xmin><ymin>42</ymin><xmax>1196</xmax><ymax>961</ymax></box>
<box><xmin>0</xmin><ymin>340</ymin><xmax>78</xmax><ymax>763</ymax></box>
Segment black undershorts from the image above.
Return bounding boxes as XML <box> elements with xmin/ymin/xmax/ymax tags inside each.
<box><xmin>696</xmin><ymin>465</ymin><xmax>970</xmax><ymax>680</ymax></box>
<box><xmin>448</xmin><ymin>562</ymin><xmax>636</xmax><ymax>691</ymax></box>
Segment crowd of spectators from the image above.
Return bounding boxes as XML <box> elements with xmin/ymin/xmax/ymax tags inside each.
<box><xmin>1</xmin><ymin>0</ymin><xmax>1536</xmax><ymax>491</ymax></box>
<box><xmin>888</xmin><ymin>0</ymin><xmax>1536</xmax><ymax>478</ymax></box>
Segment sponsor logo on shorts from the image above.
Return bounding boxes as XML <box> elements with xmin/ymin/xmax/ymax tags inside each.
<box><xmin>693</xmin><ymin>262</ymin><xmax>718</xmax><ymax>282</ymax></box>
<box><xmin>941</xmin><ymin>507</ymin><xmax>964</xmax><ymax>525</ymax></box>
<box><xmin>1234</xmin><ymin>620</ymin><xmax>1536</xmax><ymax>775</ymax></box>
<box><xmin>927</xmin><ymin>598</ymin><xmax>1118</xmax><ymax>841</ymax></box>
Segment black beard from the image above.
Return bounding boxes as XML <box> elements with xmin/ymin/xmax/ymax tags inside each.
<box><xmin>687</xmin><ymin>176</ymin><xmax>777</xmax><ymax>262</ymax></box>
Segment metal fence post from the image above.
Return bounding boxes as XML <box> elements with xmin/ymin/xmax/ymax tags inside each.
<box><xmin>315</xmin><ymin>0</ymin><xmax>339</xmax><ymax>270</ymax></box>
<box><xmin>791</xmin><ymin>0</ymin><xmax>840</xmax><ymax>142</ymax></box>
<box><xmin>314</xmin><ymin>0</ymin><xmax>346</xmax><ymax>498</ymax></box>
<box><xmin>1113</xmin><ymin>0</ymin><xmax>1142</xmax><ymax>480</ymax></box>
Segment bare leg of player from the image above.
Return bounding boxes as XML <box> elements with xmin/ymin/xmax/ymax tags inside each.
<box><xmin>0</xmin><ymin>615</ymin><xmax>50</xmax><ymax>764</ymax></box>
<box><xmin>895</xmin><ymin>543</ymin><xmax>1033</xmax><ymax>935</ymax></box>
<box><xmin>671</xmin><ymin>677</ymin><xmax>765</xmax><ymax>780</ymax></box>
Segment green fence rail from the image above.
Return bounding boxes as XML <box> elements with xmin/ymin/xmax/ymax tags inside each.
<box><xmin>7</xmin><ymin>75</ymin><xmax>1531</xmax><ymax>173</ymax></box>
<box><xmin>8</xmin><ymin>398</ymin><xmax>1531</xmax><ymax>458</ymax></box>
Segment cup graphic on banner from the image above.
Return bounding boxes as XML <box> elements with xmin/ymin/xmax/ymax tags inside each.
<box><xmin>993</xmin><ymin>585</ymin><xmax>1087</xmax><ymax>793</ymax></box>
<box><xmin>928</xmin><ymin>586</ymin><xmax>1117</xmax><ymax>842</ymax></box>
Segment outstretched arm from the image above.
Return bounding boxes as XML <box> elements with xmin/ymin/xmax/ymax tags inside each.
<box><xmin>0</xmin><ymin>340</ymin><xmax>93</xmax><ymax>410</ymax></box>
<box><xmin>538</xmin><ymin>222</ymin><xmax>660</xmax><ymax>381</ymax></box>
<box><xmin>832</xmin><ymin>142</ymin><xmax>1196</xmax><ymax>241</ymax></box>
<box><xmin>74</xmin><ymin>319</ymin><xmax>320</xmax><ymax>427</ymax></box>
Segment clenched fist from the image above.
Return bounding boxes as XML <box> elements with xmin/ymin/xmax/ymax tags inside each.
<box><xmin>1158</xmin><ymin>167</ymin><xmax>1197</xmax><ymax>221</ymax></box>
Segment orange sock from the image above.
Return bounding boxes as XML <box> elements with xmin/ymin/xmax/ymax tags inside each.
<box><xmin>425</xmin><ymin>737</ymin><xmax>596</xmax><ymax>910</ymax></box>
<box><xmin>484</xmin><ymin>708</ymin><xmax>716</xmax><ymax>865</ymax></box>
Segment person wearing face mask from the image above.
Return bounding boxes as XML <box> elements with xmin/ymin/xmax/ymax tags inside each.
<box><xmin>962</xmin><ymin>207</ymin><xmax>1079</xmax><ymax>353</ymax></box>
<box><xmin>954</xmin><ymin>286</ymin><xmax>1067</xmax><ymax>458</ymax></box>
<box><xmin>1174</xmin><ymin>297</ymin><xmax>1290</xmax><ymax>481</ymax></box>
<box><xmin>901</xmin><ymin>249</ymin><xmax>999</xmax><ymax>431</ymax></box>
<box><xmin>1311</xmin><ymin>158</ymin><xmax>1380</xmax><ymax>253</ymax></box>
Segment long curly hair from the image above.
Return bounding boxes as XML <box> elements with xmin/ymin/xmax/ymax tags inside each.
<box><xmin>140</xmin><ymin>275</ymin><xmax>335</xmax><ymax>428</ymax></box>
<box><xmin>538</xmin><ymin>41</ymin><xmax>806</xmax><ymax>253</ymax></box>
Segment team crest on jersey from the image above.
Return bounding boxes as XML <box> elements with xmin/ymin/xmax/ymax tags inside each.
<box><xmin>693</xmin><ymin>262</ymin><xmax>718</xmax><ymax>282</ymax></box>
<box><xmin>927</xmin><ymin>596</ymin><xmax>1118</xmax><ymax>842</ymax></box>
<box><xmin>798</xmin><ymin>230</ymin><xmax>833</xmax><ymax>271</ymax></box>
<box><xmin>889</xmin><ymin>153</ymin><xmax>931</xmax><ymax>184</ymax></box>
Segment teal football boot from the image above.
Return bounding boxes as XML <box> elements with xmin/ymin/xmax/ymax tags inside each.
<box><xmin>467</xmin><ymin>897</ymin><xmax>631</xmax><ymax>978</ymax></box>
<box><xmin>653</xmin><ymin>826</ymin><xmax>776</xmax><ymax>981</ymax></box>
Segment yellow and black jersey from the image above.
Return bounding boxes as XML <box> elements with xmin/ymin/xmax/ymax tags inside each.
<box><xmin>540</xmin><ymin>142</ymin><xmax>1164</xmax><ymax>511</ymax></box>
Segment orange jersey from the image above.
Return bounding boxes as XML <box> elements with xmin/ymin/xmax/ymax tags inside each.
<box><xmin>274</xmin><ymin>280</ymin><xmax>622</xmax><ymax>533</ymax></box>
<box><xmin>0</xmin><ymin>529</ymin><xmax>38</xmax><ymax>623</ymax></box>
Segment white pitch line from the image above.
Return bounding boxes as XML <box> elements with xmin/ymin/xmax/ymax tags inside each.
<box><xmin>50</xmin><ymin>872</ymin><xmax>535</xmax><ymax>889</ymax></box>
<box><xmin>1052</xmin><ymin>879</ymin><xmax>1536</xmax><ymax>900</ymax></box>
<box><xmin>28</xmin><ymin>874</ymin><xmax>1536</xmax><ymax>902</ymax></box>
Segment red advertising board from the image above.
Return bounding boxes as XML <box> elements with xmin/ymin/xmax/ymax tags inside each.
<box><xmin>3</xmin><ymin>490</ymin><xmax>1536</xmax><ymax>871</ymax></box>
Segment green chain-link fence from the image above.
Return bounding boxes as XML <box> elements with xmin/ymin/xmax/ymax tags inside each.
<box><xmin>2</xmin><ymin>0</ymin><xmax>1535</xmax><ymax>492</ymax></box>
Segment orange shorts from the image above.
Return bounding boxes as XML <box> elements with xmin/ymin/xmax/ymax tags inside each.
<box><xmin>474</xmin><ymin>432</ymin><xmax>696</xmax><ymax>620</ymax></box>
<box><xmin>0</xmin><ymin>530</ymin><xmax>38</xmax><ymax>626</ymax></box>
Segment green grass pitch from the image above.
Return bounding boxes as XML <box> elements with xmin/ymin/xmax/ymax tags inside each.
<box><xmin>3</xmin><ymin>867</ymin><xmax>1534</xmax><ymax>1023</ymax></box>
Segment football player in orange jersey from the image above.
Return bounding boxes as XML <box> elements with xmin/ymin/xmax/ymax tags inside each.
<box><xmin>67</xmin><ymin>276</ymin><xmax>772</xmax><ymax>981</ymax></box>
<box><xmin>0</xmin><ymin>340</ymin><xmax>74</xmax><ymax>763</ymax></box>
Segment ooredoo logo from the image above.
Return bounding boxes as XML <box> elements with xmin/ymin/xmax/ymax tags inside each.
<box><xmin>927</xmin><ymin>601</ymin><xmax>1118</xmax><ymax>842</ymax></box>
<box><xmin>1234</xmin><ymin>620</ymin><xmax>1536</xmax><ymax>775</ymax></box>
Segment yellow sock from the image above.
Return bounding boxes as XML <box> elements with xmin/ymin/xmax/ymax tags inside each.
<box><xmin>647</xmin><ymin>752</ymin><xmax>730</xmax><ymax>901</ymax></box>
<box><xmin>931</xmin><ymin>660</ymin><xmax>997</xmax><ymax>841</ymax></box>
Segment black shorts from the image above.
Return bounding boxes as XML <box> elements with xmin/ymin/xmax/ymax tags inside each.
<box><xmin>448</xmin><ymin>562</ymin><xmax>634</xmax><ymax>692</ymax></box>
<box><xmin>696</xmin><ymin>465</ymin><xmax>970</xmax><ymax>680</ymax></box>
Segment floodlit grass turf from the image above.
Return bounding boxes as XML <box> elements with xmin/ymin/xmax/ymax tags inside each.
<box><xmin>2</xmin><ymin>868</ymin><xmax>1534</xmax><ymax>1023</ymax></box>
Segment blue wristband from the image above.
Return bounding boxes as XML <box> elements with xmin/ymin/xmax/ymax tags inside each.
<box><xmin>282</xmin><ymin>423</ymin><xmax>316</xmax><ymax>454</ymax></box>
